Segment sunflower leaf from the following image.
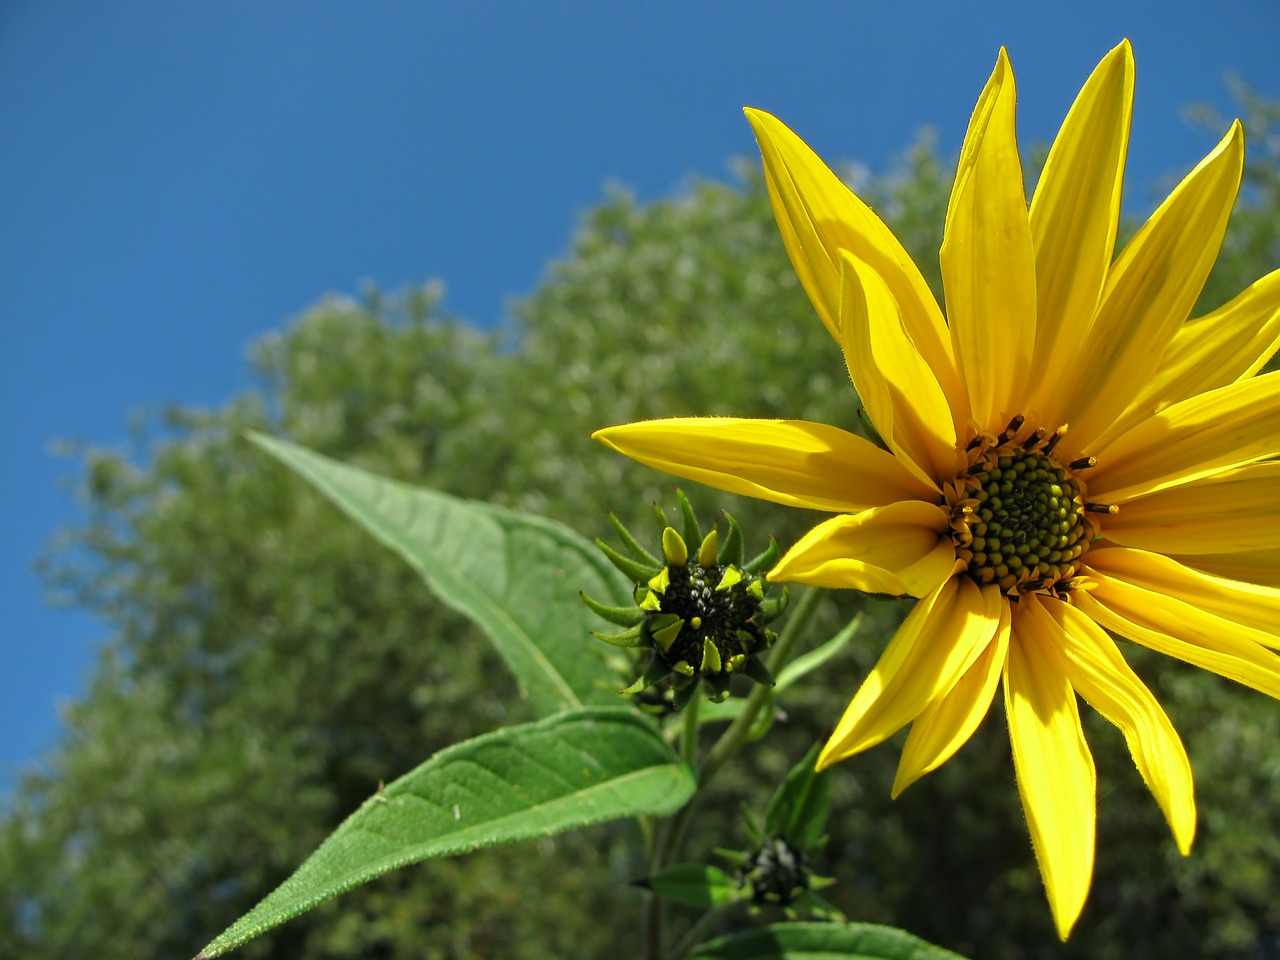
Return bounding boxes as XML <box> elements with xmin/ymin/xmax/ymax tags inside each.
<box><xmin>692</xmin><ymin>921</ymin><xmax>972</xmax><ymax>959</ymax></box>
<box><xmin>198</xmin><ymin>707</ymin><xmax>694</xmax><ymax>958</ymax></box>
<box><xmin>247</xmin><ymin>432</ymin><xmax>629</xmax><ymax>717</ymax></box>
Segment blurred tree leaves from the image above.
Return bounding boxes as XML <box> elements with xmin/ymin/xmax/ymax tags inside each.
<box><xmin>4</xmin><ymin>89</ymin><xmax>1279</xmax><ymax>960</ymax></box>
<box><xmin>1192</xmin><ymin>81</ymin><xmax>1280</xmax><ymax>326</ymax></box>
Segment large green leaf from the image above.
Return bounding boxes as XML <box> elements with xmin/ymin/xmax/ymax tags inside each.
<box><xmin>249</xmin><ymin>432</ymin><xmax>630</xmax><ymax>716</ymax></box>
<box><xmin>693</xmin><ymin>921</ymin><xmax>971</xmax><ymax>959</ymax></box>
<box><xmin>198</xmin><ymin>707</ymin><xmax>693</xmax><ymax>957</ymax></box>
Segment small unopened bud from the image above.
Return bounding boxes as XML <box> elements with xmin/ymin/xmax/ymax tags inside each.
<box><xmin>582</xmin><ymin>491</ymin><xmax>787</xmax><ymax>711</ymax></box>
<box><xmin>740</xmin><ymin>837</ymin><xmax>811</xmax><ymax>907</ymax></box>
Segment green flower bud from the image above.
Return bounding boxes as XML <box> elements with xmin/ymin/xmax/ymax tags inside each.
<box><xmin>739</xmin><ymin>837</ymin><xmax>811</xmax><ymax>907</ymax></box>
<box><xmin>582</xmin><ymin>491</ymin><xmax>787</xmax><ymax>711</ymax></box>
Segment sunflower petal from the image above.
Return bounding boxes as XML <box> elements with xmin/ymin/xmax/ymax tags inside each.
<box><xmin>892</xmin><ymin>588</ymin><xmax>1009</xmax><ymax>797</ymax></box>
<box><xmin>1098</xmin><ymin>266</ymin><xmax>1280</xmax><ymax>447</ymax></box>
<box><xmin>744</xmin><ymin>108</ymin><xmax>965</xmax><ymax>421</ymax></box>
<box><xmin>1065</xmin><ymin>122</ymin><xmax>1245</xmax><ymax>452</ymax></box>
<box><xmin>1176</xmin><ymin>547</ymin><xmax>1280</xmax><ymax>588</ymax></box>
<box><xmin>1076</xmin><ymin>576</ymin><xmax>1280</xmax><ymax>699</ymax></box>
<box><xmin>593</xmin><ymin>417</ymin><xmax>938</xmax><ymax>511</ymax></box>
<box><xmin>818</xmin><ymin>576</ymin><xmax>997</xmax><ymax>768</ymax></box>
<box><xmin>1027</xmin><ymin>41</ymin><xmax>1133</xmax><ymax>428</ymax></box>
<box><xmin>1033</xmin><ymin>595</ymin><xmax>1196</xmax><ymax>855</ymax></box>
<box><xmin>1004</xmin><ymin>612</ymin><xmax>1096</xmax><ymax>941</ymax></box>
<box><xmin>839</xmin><ymin>250</ymin><xmax>958</xmax><ymax>486</ymax></box>
<box><xmin>1103</xmin><ymin>462</ymin><xmax>1280</xmax><ymax>554</ymax></box>
<box><xmin>1088</xmin><ymin>369</ymin><xmax>1280</xmax><ymax>503</ymax></box>
<box><xmin>1088</xmin><ymin>546</ymin><xmax>1280</xmax><ymax>643</ymax></box>
<box><xmin>941</xmin><ymin>48</ymin><xmax>1036</xmax><ymax>430</ymax></box>
<box><xmin>769</xmin><ymin>501</ymin><xmax>956</xmax><ymax>596</ymax></box>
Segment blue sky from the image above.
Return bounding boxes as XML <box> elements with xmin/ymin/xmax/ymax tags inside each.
<box><xmin>3</xmin><ymin>1</ymin><xmax>1278</xmax><ymax>788</ymax></box>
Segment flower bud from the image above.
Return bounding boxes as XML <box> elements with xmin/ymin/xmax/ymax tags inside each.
<box><xmin>583</xmin><ymin>491</ymin><xmax>787</xmax><ymax>710</ymax></box>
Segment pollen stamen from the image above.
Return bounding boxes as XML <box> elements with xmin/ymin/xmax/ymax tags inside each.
<box><xmin>1022</xmin><ymin>427</ymin><xmax>1048</xmax><ymax>450</ymax></box>
<box><xmin>995</xmin><ymin>414</ymin><xmax>1025</xmax><ymax>446</ymax></box>
<box><xmin>1042</xmin><ymin>426</ymin><xmax>1067</xmax><ymax>456</ymax></box>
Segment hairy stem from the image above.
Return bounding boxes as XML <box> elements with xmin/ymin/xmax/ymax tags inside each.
<box><xmin>700</xmin><ymin>584</ymin><xmax>824</xmax><ymax>788</ymax></box>
<box><xmin>644</xmin><ymin>586</ymin><xmax>827</xmax><ymax>959</ymax></box>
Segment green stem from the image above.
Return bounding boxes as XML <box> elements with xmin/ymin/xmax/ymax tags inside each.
<box><xmin>669</xmin><ymin>902</ymin><xmax>741</xmax><ymax>960</ymax></box>
<box><xmin>653</xmin><ymin>586</ymin><xmax>827</xmax><ymax>905</ymax></box>
<box><xmin>699</xmin><ymin>584</ymin><xmax>824</xmax><ymax>788</ymax></box>
<box><xmin>648</xmin><ymin>692</ymin><xmax>699</xmax><ymax>960</ymax></box>
<box><xmin>680</xmin><ymin>691</ymin><xmax>701</xmax><ymax>766</ymax></box>
<box><xmin>644</xmin><ymin>586</ymin><xmax>827</xmax><ymax>960</ymax></box>
<box><xmin>645</xmin><ymin>890</ymin><xmax>664</xmax><ymax>960</ymax></box>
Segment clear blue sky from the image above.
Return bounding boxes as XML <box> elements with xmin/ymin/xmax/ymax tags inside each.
<box><xmin>3</xmin><ymin>1</ymin><xmax>1278</xmax><ymax>789</ymax></box>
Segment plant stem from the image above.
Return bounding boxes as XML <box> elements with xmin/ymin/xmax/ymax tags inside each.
<box><xmin>644</xmin><ymin>586</ymin><xmax>827</xmax><ymax>959</ymax></box>
<box><xmin>647</xmin><ymin>695</ymin><xmax>698</xmax><ymax>960</ymax></box>
<box><xmin>699</xmin><ymin>584</ymin><xmax>824</xmax><ymax>788</ymax></box>
<box><xmin>668</xmin><ymin>902</ymin><xmax>741</xmax><ymax>960</ymax></box>
<box><xmin>666</xmin><ymin>586</ymin><xmax>825</xmax><ymax>863</ymax></box>
<box><xmin>680</xmin><ymin>691</ymin><xmax>701</xmax><ymax>767</ymax></box>
<box><xmin>645</xmin><ymin>890</ymin><xmax>665</xmax><ymax>960</ymax></box>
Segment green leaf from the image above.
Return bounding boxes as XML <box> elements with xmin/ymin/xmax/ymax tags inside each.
<box><xmin>198</xmin><ymin>707</ymin><xmax>694</xmax><ymax>958</ymax></box>
<box><xmin>642</xmin><ymin>864</ymin><xmax>741</xmax><ymax>908</ymax></box>
<box><xmin>692</xmin><ymin>921</ymin><xmax>972</xmax><ymax>959</ymax></box>
<box><xmin>764</xmin><ymin>743</ymin><xmax>831</xmax><ymax>852</ymax></box>
<box><xmin>248</xmin><ymin>432</ymin><xmax>631</xmax><ymax>717</ymax></box>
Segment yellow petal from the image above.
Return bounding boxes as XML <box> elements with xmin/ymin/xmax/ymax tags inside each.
<box><xmin>743</xmin><ymin>108</ymin><xmax>966</xmax><ymax>421</ymax></box>
<box><xmin>1004</xmin><ymin>611</ymin><xmax>1096</xmax><ymax>941</ymax></box>
<box><xmin>1027</xmin><ymin>41</ymin><xmax>1133</xmax><ymax>428</ymax></box>
<box><xmin>1076</xmin><ymin>575</ymin><xmax>1280</xmax><ymax>699</ymax></box>
<box><xmin>1103</xmin><ymin>461</ymin><xmax>1280</xmax><ymax>554</ymax></box>
<box><xmin>593</xmin><ymin>417</ymin><xmax>938</xmax><ymax>511</ymax></box>
<box><xmin>1097</xmin><ymin>266</ymin><xmax>1280</xmax><ymax>448</ymax></box>
<box><xmin>940</xmin><ymin>47</ymin><xmax>1036</xmax><ymax>431</ymax></box>
<box><xmin>1065</xmin><ymin>122</ymin><xmax>1245</xmax><ymax>453</ymax></box>
<box><xmin>818</xmin><ymin>575</ymin><xmax>998</xmax><ymax>767</ymax></box>
<box><xmin>1087</xmin><ymin>546</ymin><xmax>1280</xmax><ymax>643</ymax></box>
<box><xmin>892</xmin><ymin>589</ymin><xmax>1009</xmax><ymax>797</ymax></box>
<box><xmin>1088</xmin><ymin>369</ymin><xmax>1280</xmax><ymax>503</ymax></box>
<box><xmin>769</xmin><ymin>501</ymin><xmax>956</xmax><ymax>596</ymax></box>
<box><xmin>1175</xmin><ymin>547</ymin><xmax>1280</xmax><ymax>588</ymax></box>
<box><xmin>1033</xmin><ymin>595</ymin><xmax>1196</xmax><ymax>855</ymax></box>
<box><xmin>838</xmin><ymin>250</ymin><xmax>959</xmax><ymax>487</ymax></box>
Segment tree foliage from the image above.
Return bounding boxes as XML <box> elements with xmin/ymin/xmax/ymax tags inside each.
<box><xmin>5</xmin><ymin>91</ymin><xmax>1279</xmax><ymax>960</ymax></box>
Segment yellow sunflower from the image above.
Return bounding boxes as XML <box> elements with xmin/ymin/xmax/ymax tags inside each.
<box><xmin>593</xmin><ymin>40</ymin><xmax>1280</xmax><ymax>939</ymax></box>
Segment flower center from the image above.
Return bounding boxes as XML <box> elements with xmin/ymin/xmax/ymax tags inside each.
<box><xmin>650</xmin><ymin>562</ymin><xmax>767</xmax><ymax>675</ymax></box>
<box><xmin>944</xmin><ymin>416</ymin><xmax>1112</xmax><ymax>597</ymax></box>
